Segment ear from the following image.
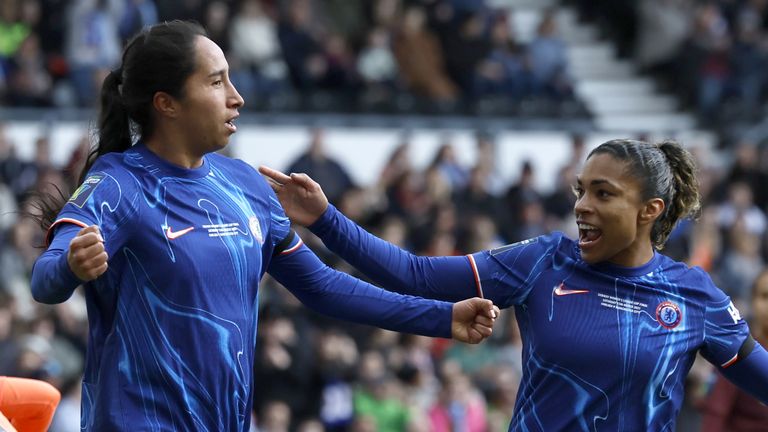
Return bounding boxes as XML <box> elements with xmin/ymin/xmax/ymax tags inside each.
<box><xmin>152</xmin><ymin>91</ymin><xmax>180</xmax><ymax>119</ymax></box>
<box><xmin>638</xmin><ymin>198</ymin><xmax>665</xmax><ymax>226</ymax></box>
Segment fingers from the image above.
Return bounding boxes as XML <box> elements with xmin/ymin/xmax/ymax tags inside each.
<box><xmin>264</xmin><ymin>176</ymin><xmax>282</xmax><ymax>194</ymax></box>
<box><xmin>476</xmin><ymin>298</ymin><xmax>498</xmax><ymax>319</ymax></box>
<box><xmin>68</xmin><ymin>225</ymin><xmax>108</xmax><ymax>281</ymax></box>
<box><xmin>289</xmin><ymin>172</ymin><xmax>320</xmax><ymax>191</ymax></box>
<box><xmin>258</xmin><ymin>166</ymin><xmax>292</xmax><ymax>185</ymax></box>
<box><xmin>466</xmin><ymin>327</ymin><xmax>485</xmax><ymax>344</ymax></box>
<box><xmin>473</xmin><ymin>314</ymin><xmax>495</xmax><ymax>328</ymax></box>
<box><xmin>472</xmin><ymin>322</ymin><xmax>493</xmax><ymax>338</ymax></box>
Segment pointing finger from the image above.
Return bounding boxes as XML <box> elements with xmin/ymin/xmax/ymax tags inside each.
<box><xmin>258</xmin><ymin>166</ymin><xmax>292</xmax><ymax>184</ymax></box>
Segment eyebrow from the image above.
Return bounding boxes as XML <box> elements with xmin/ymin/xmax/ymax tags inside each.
<box><xmin>207</xmin><ymin>69</ymin><xmax>226</xmax><ymax>78</ymax></box>
<box><xmin>575</xmin><ymin>177</ymin><xmax>619</xmax><ymax>188</ymax></box>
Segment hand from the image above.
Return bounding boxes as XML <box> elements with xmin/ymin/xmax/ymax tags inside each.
<box><xmin>451</xmin><ymin>298</ymin><xmax>500</xmax><ymax>344</ymax></box>
<box><xmin>259</xmin><ymin>165</ymin><xmax>329</xmax><ymax>226</ymax></box>
<box><xmin>67</xmin><ymin>225</ymin><xmax>108</xmax><ymax>281</ymax></box>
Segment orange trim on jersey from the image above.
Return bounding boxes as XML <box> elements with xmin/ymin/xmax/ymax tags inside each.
<box><xmin>466</xmin><ymin>254</ymin><xmax>484</xmax><ymax>299</ymax></box>
<box><xmin>45</xmin><ymin>218</ymin><xmax>89</xmax><ymax>247</ymax></box>
<box><xmin>721</xmin><ymin>354</ymin><xmax>739</xmax><ymax>368</ymax></box>
<box><xmin>280</xmin><ymin>239</ymin><xmax>304</xmax><ymax>255</ymax></box>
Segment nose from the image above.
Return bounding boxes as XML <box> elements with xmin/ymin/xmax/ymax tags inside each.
<box><xmin>573</xmin><ymin>193</ymin><xmax>592</xmax><ymax>217</ymax></box>
<box><xmin>228</xmin><ymin>81</ymin><xmax>244</xmax><ymax>109</ymax></box>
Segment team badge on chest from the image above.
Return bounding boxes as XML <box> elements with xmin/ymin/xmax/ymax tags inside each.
<box><xmin>656</xmin><ymin>301</ymin><xmax>682</xmax><ymax>329</ymax></box>
<box><xmin>249</xmin><ymin>216</ymin><xmax>263</xmax><ymax>245</ymax></box>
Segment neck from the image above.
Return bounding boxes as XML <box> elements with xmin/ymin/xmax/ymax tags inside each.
<box><xmin>144</xmin><ymin>127</ymin><xmax>204</xmax><ymax>169</ymax></box>
<box><xmin>608</xmin><ymin>241</ymin><xmax>656</xmax><ymax>268</ymax></box>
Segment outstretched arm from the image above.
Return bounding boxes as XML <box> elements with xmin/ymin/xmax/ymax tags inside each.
<box><xmin>268</xmin><ymin>237</ymin><xmax>498</xmax><ymax>344</ymax></box>
<box><xmin>717</xmin><ymin>341</ymin><xmax>768</xmax><ymax>404</ymax></box>
<box><xmin>259</xmin><ymin>166</ymin><xmax>481</xmax><ymax>303</ymax></box>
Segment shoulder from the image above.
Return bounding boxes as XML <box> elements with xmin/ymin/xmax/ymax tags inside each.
<box><xmin>657</xmin><ymin>255</ymin><xmax>725</xmax><ymax>301</ymax></box>
<box><xmin>74</xmin><ymin>153</ymin><xmax>139</xmax><ymax>197</ymax></box>
<box><xmin>487</xmin><ymin>231</ymin><xmax>573</xmax><ymax>258</ymax></box>
<box><xmin>208</xmin><ymin>154</ymin><xmax>264</xmax><ymax>181</ymax></box>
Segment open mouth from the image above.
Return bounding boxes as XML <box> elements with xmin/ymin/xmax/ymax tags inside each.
<box><xmin>225</xmin><ymin>116</ymin><xmax>238</xmax><ymax>132</ymax></box>
<box><xmin>578</xmin><ymin>222</ymin><xmax>602</xmax><ymax>248</ymax></box>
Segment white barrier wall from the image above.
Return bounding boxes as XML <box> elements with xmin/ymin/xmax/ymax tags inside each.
<box><xmin>3</xmin><ymin>122</ymin><xmax>716</xmax><ymax>193</ymax></box>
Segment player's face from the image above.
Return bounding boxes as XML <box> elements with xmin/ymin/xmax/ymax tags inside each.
<box><xmin>753</xmin><ymin>274</ymin><xmax>768</xmax><ymax>335</ymax></box>
<box><xmin>177</xmin><ymin>36</ymin><xmax>244</xmax><ymax>154</ymax></box>
<box><xmin>573</xmin><ymin>153</ymin><xmax>650</xmax><ymax>267</ymax></box>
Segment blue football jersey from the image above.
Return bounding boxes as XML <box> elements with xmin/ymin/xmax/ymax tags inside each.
<box><xmin>42</xmin><ymin>144</ymin><xmax>455</xmax><ymax>431</ymax></box>
<box><xmin>468</xmin><ymin>232</ymin><xmax>751</xmax><ymax>431</ymax></box>
<box><xmin>48</xmin><ymin>144</ymin><xmax>292</xmax><ymax>430</ymax></box>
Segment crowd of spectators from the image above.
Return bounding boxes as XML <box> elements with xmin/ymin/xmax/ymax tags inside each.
<box><xmin>2</xmin><ymin>121</ymin><xmax>768</xmax><ymax>430</ymax></box>
<box><xmin>567</xmin><ymin>0</ymin><xmax>768</xmax><ymax>128</ymax></box>
<box><xmin>0</xmin><ymin>0</ymin><xmax>586</xmax><ymax>117</ymax></box>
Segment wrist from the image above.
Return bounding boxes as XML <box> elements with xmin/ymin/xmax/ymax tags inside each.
<box><xmin>308</xmin><ymin>203</ymin><xmax>336</xmax><ymax>233</ymax></box>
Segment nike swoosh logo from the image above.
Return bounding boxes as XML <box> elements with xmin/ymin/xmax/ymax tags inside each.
<box><xmin>166</xmin><ymin>226</ymin><xmax>194</xmax><ymax>240</ymax></box>
<box><xmin>553</xmin><ymin>283</ymin><xmax>589</xmax><ymax>296</ymax></box>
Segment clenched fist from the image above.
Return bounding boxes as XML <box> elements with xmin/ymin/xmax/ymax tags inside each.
<box><xmin>452</xmin><ymin>298</ymin><xmax>500</xmax><ymax>344</ymax></box>
<box><xmin>68</xmin><ymin>225</ymin><xmax>108</xmax><ymax>281</ymax></box>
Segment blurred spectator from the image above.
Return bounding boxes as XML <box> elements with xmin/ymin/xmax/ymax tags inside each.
<box><xmin>429</xmin><ymin>138</ymin><xmax>469</xmax><ymax>190</ymax></box>
<box><xmin>684</xmin><ymin>2</ymin><xmax>732</xmax><ymax>121</ymax></box>
<box><xmin>526</xmin><ymin>10</ymin><xmax>572</xmax><ymax>100</ymax></box>
<box><xmin>634</xmin><ymin>0</ymin><xmax>692</xmax><ymax>78</ymax></box>
<box><xmin>229</xmin><ymin>0</ymin><xmax>287</xmax><ymax>101</ymax></box>
<box><xmin>285</xmin><ymin>128</ymin><xmax>354</xmax><ymax>205</ymax></box>
<box><xmin>203</xmin><ymin>1</ymin><xmax>230</xmax><ymax>54</ymax></box>
<box><xmin>440</xmin><ymin>11</ymin><xmax>492</xmax><ymax>96</ymax></box>
<box><xmin>715</xmin><ymin>221</ymin><xmax>764</xmax><ymax>309</ymax></box>
<box><xmin>716</xmin><ymin>181</ymin><xmax>766</xmax><ymax>237</ymax></box>
<box><xmin>393</xmin><ymin>5</ymin><xmax>458</xmax><ymax>103</ymax></box>
<box><xmin>0</xmin><ymin>0</ymin><xmax>31</xmax><ymax>59</ymax></box>
<box><xmin>278</xmin><ymin>0</ymin><xmax>327</xmax><ymax>91</ymax></box>
<box><xmin>65</xmin><ymin>0</ymin><xmax>122</xmax><ymax>107</ymax></box>
<box><xmin>502</xmin><ymin>159</ymin><xmax>541</xmax><ymax>242</ymax></box>
<box><xmin>117</xmin><ymin>0</ymin><xmax>158</xmax><ymax>43</ymax></box>
<box><xmin>698</xmin><ymin>269</ymin><xmax>768</xmax><ymax>431</ymax></box>
<box><xmin>474</xmin><ymin>13</ymin><xmax>529</xmax><ymax>101</ymax></box>
<box><xmin>315</xmin><ymin>329</ymin><xmax>357</xmax><ymax>430</ymax></box>
<box><xmin>6</xmin><ymin>34</ymin><xmax>52</xmax><ymax>106</ymax></box>
<box><xmin>428</xmin><ymin>370</ymin><xmax>487</xmax><ymax>432</ymax></box>
<box><xmin>357</xmin><ymin>27</ymin><xmax>399</xmax><ymax>106</ymax></box>
<box><xmin>353</xmin><ymin>350</ymin><xmax>412</xmax><ymax>432</ymax></box>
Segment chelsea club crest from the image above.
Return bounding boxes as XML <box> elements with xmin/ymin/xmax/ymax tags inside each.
<box><xmin>656</xmin><ymin>301</ymin><xmax>682</xmax><ymax>329</ymax></box>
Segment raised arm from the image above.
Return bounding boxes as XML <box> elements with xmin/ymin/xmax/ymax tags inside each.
<box><xmin>267</xmin><ymin>233</ymin><xmax>498</xmax><ymax>344</ymax></box>
<box><xmin>259</xmin><ymin>166</ymin><xmax>480</xmax><ymax>303</ymax></box>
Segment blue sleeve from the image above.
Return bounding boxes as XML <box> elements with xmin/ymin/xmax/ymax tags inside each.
<box><xmin>718</xmin><ymin>342</ymin><xmax>768</xmax><ymax>404</ymax></box>
<box><xmin>30</xmin><ymin>223</ymin><xmax>84</xmax><ymax>304</ymax></box>
<box><xmin>308</xmin><ymin>204</ymin><xmax>479</xmax><ymax>303</ymax></box>
<box><xmin>700</xmin><ymin>288</ymin><xmax>753</xmax><ymax>367</ymax></box>
<box><xmin>267</xmin><ymin>234</ymin><xmax>453</xmax><ymax>338</ymax></box>
<box><xmin>45</xmin><ymin>167</ymin><xmax>136</xmax><ymax>257</ymax></box>
<box><xmin>465</xmin><ymin>234</ymin><xmax>565</xmax><ymax>307</ymax></box>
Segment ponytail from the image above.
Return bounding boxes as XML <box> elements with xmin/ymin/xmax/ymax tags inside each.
<box><xmin>79</xmin><ymin>69</ymin><xmax>133</xmax><ymax>184</ymax></box>
<box><xmin>653</xmin><ymin>140</ymin><xmax>701</xmax><ymax>248</ymax></box>
<box><xmin>37</xmin><ymin>69</ymin><xmax>134</xmax><ymax>233</ymax></box>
